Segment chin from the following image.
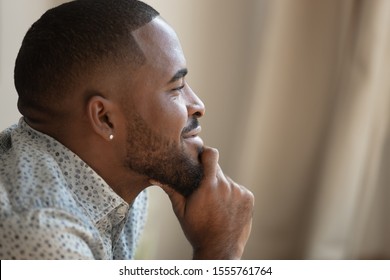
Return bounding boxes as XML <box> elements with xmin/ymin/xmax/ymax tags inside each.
<box><xmin>182</xmin><ymin>138</ymin><xmax>204</xmax><ymax>161</ymax></box>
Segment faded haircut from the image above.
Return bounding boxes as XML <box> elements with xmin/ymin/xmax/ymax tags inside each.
<box><xmin>14</xmin><ymin>0</ymin><xmax>159</xmax><ymax>112</ymax></box>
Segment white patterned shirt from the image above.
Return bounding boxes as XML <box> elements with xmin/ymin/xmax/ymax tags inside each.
<box><xmin>0</xmin><ymin>118</ymin><xmax>147</xmax><ymax>259</ymax></box>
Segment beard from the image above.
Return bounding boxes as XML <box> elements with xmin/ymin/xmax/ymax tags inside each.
<box><xmin>124</xmin><ymin>112</ymin><xmax>204</xmax><ymax>197</ymax></box>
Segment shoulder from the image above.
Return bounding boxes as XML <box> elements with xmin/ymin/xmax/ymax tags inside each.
<box><xmin>0</xmin><ymin>120</ymin><xmax>78</xmax><ymax>212</ymax></box>
<box><xmin>0</xmin><ymin>124</ymin><xmax>16</xmax><ymax>154</ymax></box>
<box><xmin>0</xmin><ymin>141</ymin><xmax>75</xmax><ymax>212</ymax></box>
<box><xmin>0</xmin><ymin>207</ymin><xmax>97</xmax><ymax>259</ymax></box>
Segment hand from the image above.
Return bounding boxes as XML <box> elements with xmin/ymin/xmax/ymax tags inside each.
<box><xmin>150</xmin><ymin>146</ymin><xmax>254</xmax><ymax>259</ymax></box>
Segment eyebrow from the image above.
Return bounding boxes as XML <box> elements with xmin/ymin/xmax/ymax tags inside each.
<box><xmin>168</xmin><ymin>68</ymin><xmax>188</xmax><ymax>84</ymax></box>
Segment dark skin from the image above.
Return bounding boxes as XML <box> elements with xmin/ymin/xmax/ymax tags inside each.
<box><xmin>23</xmin><ymin>17</ymin><xmax>254</xmax><ymax>259</ymax></box>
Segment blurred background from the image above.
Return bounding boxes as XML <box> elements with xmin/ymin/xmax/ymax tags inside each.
<box><xmin>1</xmin><ymin>0</ymin><xmax>390</xmax><ymax>259</ymax></box>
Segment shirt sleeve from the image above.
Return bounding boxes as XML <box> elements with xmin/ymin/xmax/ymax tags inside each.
<box><xmin>0</xmin><ymin>208</ymin><xmax>97</xmax><ymax>259</ymax></box>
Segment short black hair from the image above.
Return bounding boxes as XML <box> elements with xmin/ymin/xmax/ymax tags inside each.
<box><xmin>15</xmin><ymin>0</ymin><xmax>159</xmax><ymax>112</ymax></box>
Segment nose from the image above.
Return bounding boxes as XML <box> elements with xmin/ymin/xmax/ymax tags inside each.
<box><xmin>186</xmin><ymin>85</ymin><xmax>205</xmax><ymax>118</ymax></box>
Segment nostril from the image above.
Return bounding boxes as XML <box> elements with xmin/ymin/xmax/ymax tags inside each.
<box><xmin>193</xmin><ymin>111</ymin><xmax>202</xmax><ymax>118</ymax></box>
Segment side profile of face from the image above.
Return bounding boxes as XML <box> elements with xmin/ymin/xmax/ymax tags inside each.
<box><xmin>120</xmin><ymin>17</ymin><xmax>206</xmax><ymax>196</ymax></box>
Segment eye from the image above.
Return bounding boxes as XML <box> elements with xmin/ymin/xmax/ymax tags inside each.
<box><xmin>172</xmin><ymin>84</ymin><xmax>185</xmax><ymax>93</ymax></box>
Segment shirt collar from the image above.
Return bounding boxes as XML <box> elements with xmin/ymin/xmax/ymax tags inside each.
<box><xmin>19</xmin><ymin>118</ymin><xmax>129</xmax><ymax>224</ymax></box>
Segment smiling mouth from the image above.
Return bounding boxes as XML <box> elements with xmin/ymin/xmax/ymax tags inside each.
<box><xmin>183</xmin><ymin>126</ymin><xmax>202</xmax><ymax>139</ymax></box>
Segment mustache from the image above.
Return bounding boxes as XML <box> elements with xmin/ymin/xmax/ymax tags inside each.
<box><xmin>181</xmin><ymin>118</ymin><xmax>200</xmax><ymax>135</ymax></box>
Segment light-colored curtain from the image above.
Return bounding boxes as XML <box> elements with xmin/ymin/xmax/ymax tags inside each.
<box><xmin>304</xmin><ymin>0</ymin><xmax>390</xmax><ymax>259</ymax></box>
<box><xmin>238</xmin><ymin>0</ymin><xmax>390</xmax><ymax>259</ymax></box>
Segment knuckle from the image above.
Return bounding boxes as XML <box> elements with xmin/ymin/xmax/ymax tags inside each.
<box><xmin>206</xmin><ymin>147</ymin><xmax>219</xmax><ymax>159</ymax></box>
<box><xmin>241</xmin><ymin>188</ymin><xmax>255</xmax><ymax>207</ymax></box>
<box><xmin>247</xmin><ymin>190</ymin><xmax>255</xmax><ymax>204</ymax></box>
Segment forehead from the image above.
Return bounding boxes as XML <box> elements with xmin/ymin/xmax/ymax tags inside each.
<box><xmin>132</xmin><ymin>17</ymin><xmax>186</xmax><ymax>78</ymax></box>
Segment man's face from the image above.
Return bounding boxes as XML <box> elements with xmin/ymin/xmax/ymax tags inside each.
<box><xmin>121</xmin><ymin>17</ymin><xmax>206</xmax><ymax>196</ymax></box>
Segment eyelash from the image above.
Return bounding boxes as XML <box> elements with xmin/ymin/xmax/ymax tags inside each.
<box><xmin>173</xmin><ymin>85</ymin><xmax>185</xmax><ymax>92</ymax></box>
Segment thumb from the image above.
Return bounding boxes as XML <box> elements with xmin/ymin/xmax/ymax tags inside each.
<box><xmin>149</xmin><ymin>179</ymin><xmax>186</xmax><ymax>218</ymax></box>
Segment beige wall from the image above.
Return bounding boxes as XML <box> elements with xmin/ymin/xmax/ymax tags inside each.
<box><xmin>0</xmin><ymin>0</ymin><xmax>56</xmax><ymax>129</ymax></box>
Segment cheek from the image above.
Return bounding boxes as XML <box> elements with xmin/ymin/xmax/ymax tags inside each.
<box><xmin>144</xmin><ymin>97</ymin><xmax>188</xmax><ymax>138</ymax></box>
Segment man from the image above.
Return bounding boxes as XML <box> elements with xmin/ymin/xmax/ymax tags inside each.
<box><xmin>0</xmin><ymin>0</ymin><xmax>254</xmax><ymax>259</ymax></box>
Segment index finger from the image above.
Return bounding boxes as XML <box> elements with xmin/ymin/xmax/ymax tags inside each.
<box><xmin>200</xmin><ymin>146</ymin><xmax>219</xmax><ymax>179</ymax></box>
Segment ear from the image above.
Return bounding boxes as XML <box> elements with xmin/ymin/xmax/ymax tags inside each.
<box><xmin>87</xmin><ymin>95</ymin><xmax>117</xmax><ymax>141</ymax></box>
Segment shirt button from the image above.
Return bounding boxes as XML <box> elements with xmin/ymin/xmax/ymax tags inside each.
<box><xmin>117</xmin><ymin>206</ymin><xmax>128</xmax><ymax>216</ymax></box>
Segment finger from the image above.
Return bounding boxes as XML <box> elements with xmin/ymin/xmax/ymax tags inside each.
<box><xmin>200</xmin><ymin>147</ymin><xmax>219</xmax><ymax>179</ymax></box>
<box><xmin>223</xmin><ymin>176</ymin><xmax>255</xmax><ymax>208</ymax></box>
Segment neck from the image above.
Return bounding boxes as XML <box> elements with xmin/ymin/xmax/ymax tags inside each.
<box><xmin>24</xmin><ymin>116</ymin><xmax>149</xmax><ymax>204</ymax></box>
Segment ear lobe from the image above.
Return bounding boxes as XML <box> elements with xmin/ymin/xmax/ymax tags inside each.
<box><xmin>87</xmin><ymin>95</ymin><xmax>115</xmax><ymax>141</ymax></box>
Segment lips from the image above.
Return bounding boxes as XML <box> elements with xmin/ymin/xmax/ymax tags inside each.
<box><xmin>183</xmin><ymin>126</ymin><xmax>204</xmax><ymax>148</ymax></box>
<box><xmin>183</xmin><ymin>126</ymin><xmax>202</xmax><ymax>139</ymax></box>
